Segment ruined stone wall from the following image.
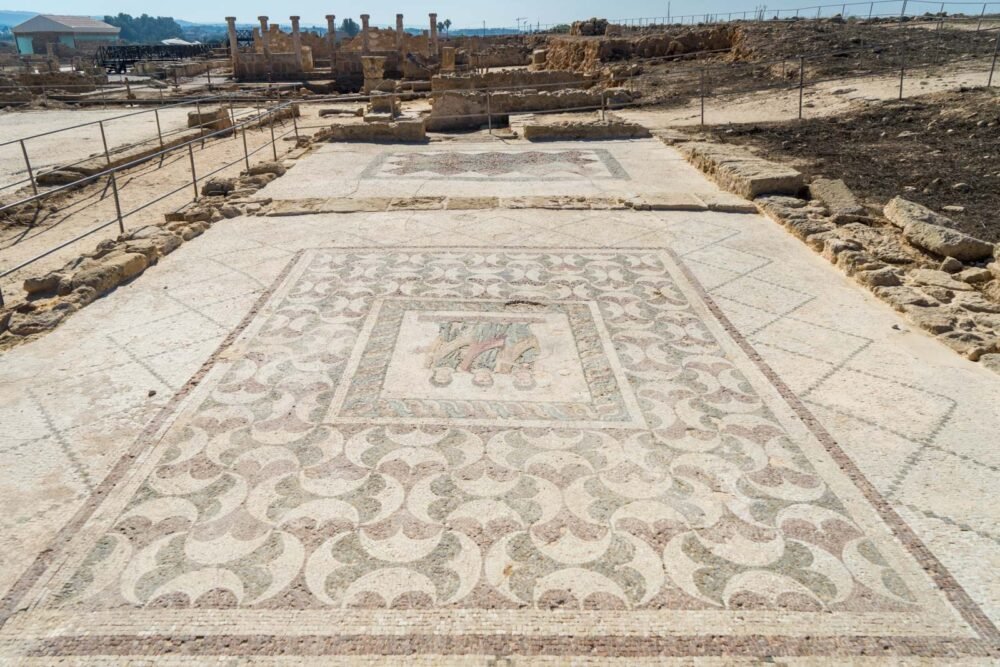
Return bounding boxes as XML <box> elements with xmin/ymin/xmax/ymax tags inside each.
<box><xmin>426</xmin><ymin>88</ymin><xmax>636</xmax><ymax>130</ymax></box>
<box><xmin>431</xmin><ymin>69</ymin><xmax>594</xmax><ymax>93</ymax></box>
<box><xmin>236</xmin><ymin>48</ymin><xmax>314</xmax><ymax>80</ymax></box>
<box><xmin>338</xmin><ymin>28</ymin><xmax>428</xmax><ymax>54</ymax></box>
<box><xmin>543</xmin><ymin>26</ymin><xmax>738</xmax><ymax>73</ymax></box>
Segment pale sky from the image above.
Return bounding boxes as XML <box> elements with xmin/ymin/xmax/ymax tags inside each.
<box><xmin>13</xmin><ymin>0</ymin><xmax>959</xmax><ymax>29</ymax></box>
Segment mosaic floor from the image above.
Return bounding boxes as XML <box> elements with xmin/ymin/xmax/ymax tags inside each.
<box><xmin>360</xmin><ymin>149</ymin><xmax>629</xmax><ymax>181</ymax></box>
<box><xmin>1</xmin><ymin>139</ymin><xmax>997</xmax><ymax>662</ymax></box>
<box><xmin>1</xmin><ymin>246</ymin><xmax>996</xmax><ymax>661</ymax></box>
<box><xmin>254</xmin><ymin>139</ymin><xmax>715</xmax><ymax>201</ymax></box>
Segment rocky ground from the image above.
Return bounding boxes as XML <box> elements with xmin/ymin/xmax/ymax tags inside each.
<box><xmin>697</xmin><ymin>87</ymin><xmax>1000</xmax><ymax>243</ymax></box>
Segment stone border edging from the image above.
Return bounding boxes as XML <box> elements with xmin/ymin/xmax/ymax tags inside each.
<box><xmin>675</xmin><ymin>138</ymin><xmax>1000</xmax><ymax>373</ymax></box>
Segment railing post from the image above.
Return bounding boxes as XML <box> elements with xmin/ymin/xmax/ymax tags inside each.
<box><xmin>99</xmin><ymin>120</ymin><xmax>111</xmax><ymax>165</ymax></box>
<box><xmin>989</xmin><ymin>32</ymin><xmax>999</xmax><ymax>87</ymax></box>
<box><xmin>110</xmin><ymin>171</ymin><xmax>125</xmax><ymax>234</ymax></box>
<box><xmin>187</xmin><ymin>143</ymin><xmax>199</xmax><ymax>200</ymax></box>
<box><xmin>154</xmin><ymin>108</ymin><xmax>164</xmax><ymax>149</ymax></box>
<box><xmin>20</xmin><ymin>140</ymin><xmax>38</xmax><ymax>197</ymax></box>
<box><xmin>798</xmin><ymin>56</ymin><xmax>805</xmax><ymax>120</ymax></box>
<box><xmin>241</xmin><ymin>124</ymin><xmax>251</xmax><ymax>171</ymax></box>
<box><xmin>269</xmin><ymin>116</ymin><xmax>278</xmax><ymax>161</ymax></box>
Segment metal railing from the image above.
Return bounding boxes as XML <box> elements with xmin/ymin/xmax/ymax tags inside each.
<box><xmin>0</xmin><ymin>101</ymin><xmax>299</xmax><ymax>307</ymax></box>
<box><xmin>0</xmin><ymin>93</ymin><xmax>251</xmax><ymax>198</ymax></box>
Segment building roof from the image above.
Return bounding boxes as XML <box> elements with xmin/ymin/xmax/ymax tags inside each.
<box><xmin>12</xmin><ymin>15</ymin><xmax>121</xmax><ymax>35</ymax></box>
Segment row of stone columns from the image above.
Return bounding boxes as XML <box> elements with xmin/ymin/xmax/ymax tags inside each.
<box><xmin>224</xmin><ymin>13</ymin><xmax>443</xmax><ymax>77</ymax></box>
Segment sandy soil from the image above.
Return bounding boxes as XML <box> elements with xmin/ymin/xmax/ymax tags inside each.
<box><xmin>615</xmin><ymin>59</ymin><xmax>996</xmax><ymax>128</ymax></box>
<box><xmin>0</xmin><ymin>104</ymin><xmax>258</xmax><ymax>191</ymax></box>
<box><xmin>0</xmin><ymin>104</ymin><xmax>326</xmax><ymax>302</ymax></box>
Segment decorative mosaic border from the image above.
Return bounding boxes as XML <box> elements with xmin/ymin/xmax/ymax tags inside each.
<box><xmin>359</xmin><ymin>149</ymin><xmax>631</xmax><ymax>182</ymax></box>
<box><xmin>0</xmin><ymin>246</ymin><xmax>996</xmax><ymax>660</ymax></box>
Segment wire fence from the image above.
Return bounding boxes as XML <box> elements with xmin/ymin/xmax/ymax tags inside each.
<box><xmin>0</xmin><ymin>101</ymin><xmax>300</xmax><ymax>307</ymax></box>
<box><xmin>431</xmin><ymin>0</ymin><xmax>1000</xmax><ymax>34</ymax></box>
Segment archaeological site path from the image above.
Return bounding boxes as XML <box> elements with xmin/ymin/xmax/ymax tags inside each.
<box><xmin>1</xmin><ymin>136</ymin><xmax>997</xmax><ymax>662</ymax></box>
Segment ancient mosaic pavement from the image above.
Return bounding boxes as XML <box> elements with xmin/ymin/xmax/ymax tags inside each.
<box><xmin>1</xmin><ymin>247</ymin><xmax>994</xmax><ymax>660</ymax></box>
<box><xmin>361</xmin><ymin>149</ymin><xmax>629</xmax><ymax>181</ymax></box>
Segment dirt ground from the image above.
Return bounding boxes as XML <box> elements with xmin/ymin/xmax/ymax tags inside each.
<box><xmin>697</xmin><ymin>87</ymin><xmax>1000</xmax><ymax>243</ymax></box>
<box><xmin>629</xmin><ymin>20</ymin><xmax>1000</xmax><ymax>107</ymax></box>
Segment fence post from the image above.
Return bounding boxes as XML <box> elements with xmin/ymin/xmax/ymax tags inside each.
<box><xmin>978</xmin><ymin>3</ymin><xmax>986</xmax><ymax>31</ymax></box>
<box><xmin>292</xmin><ymin>112</ymin><xmax>299</xmax><ymax>142</ymax></box>
<box><xmin>187</xmin><ymin>143</ymin><xmax>199</xmax><ymax>200</ymax></box>
<box><xmin>699</xmin><ymin>69</ymin><xmax>706</xmax><ymax>126</ymax></box>
<box><xmin>269</xmin><ymin>117</ymin><xmax>278</xmax><ymax>161</ymax></box>
<box><xmin>487</xmin><ymin>92</ymin><xmax>493</xmax><ymax>134</ymax></box>
<box><xmin>20</xmin><ymin>140</ymin><xmax>38</xmax><ymax>197</ymax></box>
<box><xmin>990</xmin><ymin>32</ymin><xmax>999</xmax><ymax>87</ymax></box>
<box><xmin>798</xmin><ymin>56</ymin><xmax>805</xmax><ymax>120</ymax></box>
<box><xmin>869</xmin><ymin>3</ymin><xmax>874</xmax><ymax>20</ymax></box>
<box><xmin>110</xmin><ymin>171</ymin><xmax>125</xmax><ymax>234</ymax></box>
<box><xmin>154</xmin><ymin>108</ymin><xmax>164</xmax><ymax>149</ymax></box>
<box><xmin>241</xmin><ymin>124</ymin><xmax>250</xmax><ymax>171</ymax></box>
<box><xmin>99</xmin><ymin>121</ymin><xmax>111</xmax><ymax>165</ymax></box>
<box><xmin>899</xmin><ymin>47</ymin><xmax>906</xmax><ymax>99</ymax></box>
<box><xmin>207</xmin><ymin>68</ymin><xmax>212</xmax><ymax>89</ymax></box>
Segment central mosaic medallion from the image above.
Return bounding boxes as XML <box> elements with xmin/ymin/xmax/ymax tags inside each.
<box><xmin>5</xmin><ymin>248</ymin><xmax>987</xmax><ymax>660</ymax></box>
<box><xmin>329</xmin><ymin>298</ymin><xmax>645</xmax><ymax>428</ymax></box>
<box><xmin>361</xmin><ymin>148</ymin><xmax>629</xmax><ymax>181</ymax></box>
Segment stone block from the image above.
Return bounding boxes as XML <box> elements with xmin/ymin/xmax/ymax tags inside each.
<box><xmin>809</xmin><ymin>178</ymin><xmax>864</xmax><ymax>218</ymax></box>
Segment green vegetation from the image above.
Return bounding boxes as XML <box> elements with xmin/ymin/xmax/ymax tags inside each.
<box><xmin>103</xmin><ymin>13</ymin><xmax>184</xmax><ymax>44</ymax></box>
<box><xmin>340</xmin><ymin>18</ymin><xmax>360</xmax><ymax>37</ymax></box>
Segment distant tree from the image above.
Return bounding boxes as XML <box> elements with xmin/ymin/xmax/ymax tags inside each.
<box><xmin>443</xmin><ymin>18</ymin><xmax>452</xmax><ymax>36</ymax></box>
<box><xmin>551</xmin><ymin>24</ymin><xmax>571</xmax><ymax>33</ymax></box>
<box><xmin>104</xmin><ymin>13</ymin><xmax>184</xmax><ymax>43</ymax></box>
<box><xmin>340</xmin><ymin>18</ymin><xmax>360</xmax><ymax>37</ymax></box>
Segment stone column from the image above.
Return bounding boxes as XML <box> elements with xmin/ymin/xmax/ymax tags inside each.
<box><xmin>290</xmin><ymin>16</ymin><xmax>303</xmax><ymax>71</ymax></box>
<box><xmin>258</xmin><ymin>16</ymin><xmax>272</xmax><ymax>78</ymax></box>
<box><xmin>360</xmin><ymin>14</ymin><xmax>371</xmax><ymax>55</ymax></box>
<box><xmin>225</xmin><ymin>17</ymin><xmax>240</xmax><ymax>74</ymax></box>
<box><xmin>326</xmin><ymin>15</ymin><xmax>337</xmax><ymax>74</ymax></box>
<box><xmin>428</xmin><ymin>13</ymin><xmax>438</xmax><ymax>56</ymax></box>
<box><xmin>258</xmin><ymin>16</ymin><xmax>270</xmax><ymax>55</ymax></box>
<box><xmin>396</xmin><ymin>14</ymin><xmax>404</xmax><ymax>52</ymax></box>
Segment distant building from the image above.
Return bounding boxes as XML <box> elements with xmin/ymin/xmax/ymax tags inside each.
<box><xmin>12</xmin><ymin>15</ymin><xmax>120</xmax><ymax>55</ymax></box>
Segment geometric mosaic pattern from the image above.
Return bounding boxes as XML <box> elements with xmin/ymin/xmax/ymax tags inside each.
<box><xmin>1</xmin><ymin>248</ymin><xmax>994</xmax><ymax>659</ymax></box>
<box><xmin>360</xmin><ymin>149</ymin><xmax>630</xmax><ymax>181</ymax></box>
